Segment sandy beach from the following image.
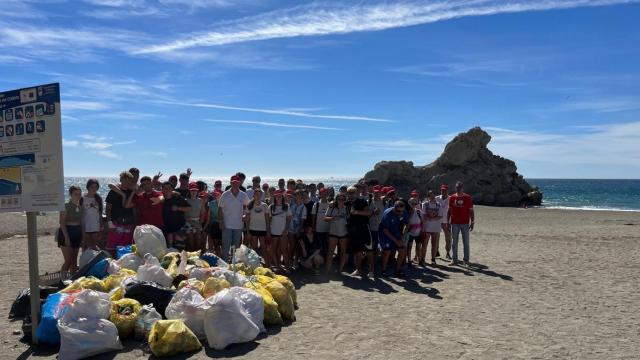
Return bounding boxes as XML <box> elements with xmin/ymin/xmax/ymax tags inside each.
<box><xmin>1</xmin><ymin>206</ymin><xmax>639</xmax><ymax>360</ymax></box>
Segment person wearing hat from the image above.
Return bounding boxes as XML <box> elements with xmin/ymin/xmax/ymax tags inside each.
<box><xmin>436</xmin><ymin>184</ymin><xmax>452</xmax><ymax>259</ymax></box>
<box><xmin>225</xmin><ymin>172</ymin><xmax>247</xmax><ymax>192</ymax></box>
<box><xmin>379</xmin><ymin>200</ymin><xmax>409</xmax><ymax>277</ymax></box>
<box><xmin>218</xmin><ymin>175</ymin><xmax>251</xmax><ymax>261</ymax></box>
<box><xmin>421</xmin><ymin>189</ymin><xmax>443</xmax><ymax>265</ymax></box>
<box><xmin>406</xmin><ymin>195</ymin><xmax>423</xmax><ymax>267</ymax></box>
<box><xmin>204</xmin><ymin>188</ymin><xmax>223</xmax><ymax>255</ymax></box>
<box><xmin>184</xmin><ymin>182</ymin><xmax>207</xmax><ymax>252</ymax></box>
<box><xmin>447</xmin><ymin>181</ymin><xmax>474</xmax><ymax>266</ymax></box>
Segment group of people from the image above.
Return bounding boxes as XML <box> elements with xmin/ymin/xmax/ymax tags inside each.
<box><xmin>58</xmin><ymin>168</ymin><xmax>475</xmax><ymax>279</ymax></box>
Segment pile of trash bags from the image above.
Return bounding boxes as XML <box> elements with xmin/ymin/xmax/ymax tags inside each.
<box><xmin>12</xmin><ymin>225</ymin><xmax>297</xmax><ymax>359</ymax></box>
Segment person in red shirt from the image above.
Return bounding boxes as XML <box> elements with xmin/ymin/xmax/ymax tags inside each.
<box><xmin>129</xmin><ymin>176</ymin><xmax>164</xmax><ymax>229</ymax></box>
<box><xmin>447</xmin><ymin>181</ymin><xmax>475</xmax><ymax>266</ymax></box>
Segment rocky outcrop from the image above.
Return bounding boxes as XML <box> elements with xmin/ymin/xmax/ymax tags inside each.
<box><xmin>362</xmin><ymin>127</ymin><xmax>542</xmax><ymax>206</ymax></box>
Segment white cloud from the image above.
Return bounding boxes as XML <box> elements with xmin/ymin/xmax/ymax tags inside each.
<box><xmin>63</xmin><ymin>101</ymin><xmax>110</xmax><ymax>111</ymax></box>
<box><xmin>97</xmin><ymin>150</ymin><xmax>121</xmax><ymax>159</ymax></box>
<box><xmin>552</xmin><ymin>96</ymin><xmax>640</xmax><ymax>113</ymax></box>
<box><xmin>204</xmin><ymin>119</ymin><xmax>343</xmax><ymax>131</ymax></box>
<box><xmin>352</xmin><ymin>139</ymin><xmax>441</xmax><ymax>153</ymax></box>
<box><xmin>62</xmin><ymin>139</ymin><xmax>79</xmax><ymax>147</ymax></box>
<box><xmin>136</xmin><ymin>0</ymin><xmax>639</xmax><ymax>54</ymax></box>
<box><xmin>65</xmin><ymin>134</ymin><xmax>135</xmax><ymax>159</ymax></box>
<box><xmin>144</xmin><ymin>151</ymin><xmax>168</xmax><ymax>157</ymax></box>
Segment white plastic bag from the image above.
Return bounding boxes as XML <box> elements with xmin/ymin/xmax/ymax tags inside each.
<box><xmin>233</xmin><ymin>245</ymin><xmax>262</xmax><ymax>272</ymax></box>
<box><xmin>204</xmin><ymin>288</ymin><xmax>260</xmax><ymax>350</ymax></box>
<box><xmin>165</xmin><ymin>287</ymin><xmax>209</xmax><ymax>339</ymax></box>
<box><xmin>227</xmin><ymin>287</ymin><xmax>265</xmax><ymax>333</ymax></box>
<box><xmin>136</xmin><ymin>254</ymin><xmax>173</xmax><ymax>288</ymax></box>
<box><xmin>189</xmin><ymin>267</ymin><xmax>217</xmax><ymax>282</ymax></box>
<box><xmin>134</xmin><ymin>224</ymin><xmax>167</xmax><ymax>259</ymax></box>
<box><xmin>134</xmin><ymin>304</ymin><xmax>162</xmax><ymax>340</ymax></box>
<box><xmin>58</xmin><ymin>318</ymin><xmax>123</xmax><ymax>360</ymax></box>
<box><xmin>107</xmin><ymin>259</ymin><xmax>121</xmax><ymax>275</ymax></box>
<box><xmin>79</xmin><ymin>249</ymin><xmax>100</xmax><ymax>268</ymax></box>
<box><xmin>116</xmin><ymin>253</ymin><xmax>144</xmax><ymax>271</ymax></box>
<box><xmin>60</xmin><ymin>290</ymin><xmax>111</xmax><ymax>324</ymax></box>
<box><xmin>212</xmin><ymin>269</ymin><xmax>247</xmax><ymax>287</ymax></box>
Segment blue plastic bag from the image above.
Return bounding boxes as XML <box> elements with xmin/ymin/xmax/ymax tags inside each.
<box><xmin>200</xmin><ymin>253</ymin><xmax>222</xmax><ymax>267</ymax></box>
<box><xmin>116</xmin><ymin>245</ymin><xmax>133</xmax><ymax>260</ymax></box>
<box><xmin>36</xmin><ymin>292</ymin><xmax>70</xmax><ymax>345</ymax></box>
<box><xmin>86</xmin><ymin>259</ymin><xmax>109</xmax><ymax>280</ymax></box>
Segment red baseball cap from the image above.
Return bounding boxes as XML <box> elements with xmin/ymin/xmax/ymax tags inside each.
<box><xmin>188</xmin><ymin>182</ymin><xmax>198</xmax><ymax>191</ymax></box>
<box><xmin>387</xmin><ymin>187</ymin><xmax>396</xmax><ymax>194</ymax></box>
<box><xmin>230</xmin><ymin>175</ymin><xmax>240</xmax><ymax>184</ymax></box>
<box><xmin>286</xmin><ymin>189</ymin><xmax>295</xmax><ymax>196</ymax></box>
<box><xmin>372</xmin><ymin>185</ymin><xmax>382</xmax><ymax>193</ymax></box>
<box><xmin>319</xmin><ymin>187</ymin><xmax>328</xmax><ymax>194</ymax></box>
<box><xmin>440</xmin><ymin>184</ymin><xmax>449</xmax><ymax>190</ymax></box>
<box><xmin>274</xmin><ymin>189</ymin><xmax>284</xmax><ymax>196</ymax></box>
<box><xmin>410</xmin><ymin>190</ymin><xmax>419</xmax><ymax>197</ymax></box>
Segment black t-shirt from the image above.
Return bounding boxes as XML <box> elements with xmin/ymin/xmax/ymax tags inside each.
<box><xmin>176</xmin><ymin>187</ymin><xmax>190</xmax><ymax>198</ymax></box>
<box><xmin>301</xmin><ymin>234</ymin><xmax>321</xmax><ymax>259</ymax></box>
<box><xmin>106</xmin><ymin>189</ymin><xmax>134</xmax><ymax>225</ymax></box>
<box><xmin>348</xmin><ymin>198</ymin><xmax>370</xmax><ymax>226</ymax></box>
<box><xmin>303</xmin><ymin>201</ymin><xmax>315</xmax><ymax>228</ymax></box>
<box><xmin>163</xmin><ymin>195</ymin><xmax>190</xmax><ymax>232</ymax></box>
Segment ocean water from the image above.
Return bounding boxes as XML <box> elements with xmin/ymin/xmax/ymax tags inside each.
<box><xmin>63</xmin><ymin>177</ymin><xmax>640</xmax><ymax>212</ymax></box>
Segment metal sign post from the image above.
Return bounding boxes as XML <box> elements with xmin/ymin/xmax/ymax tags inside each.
<box><xmin>27</xmin><ymin>211</ymin><xmax>39</xmax><ymax>343</ymax></box>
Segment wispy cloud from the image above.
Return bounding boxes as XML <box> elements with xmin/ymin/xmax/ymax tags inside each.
<box><xmin>137</xmin><ymin>0</ymin><xmax>639</xmax><ymax>54</ymax></box>
<box><xmin>63</xmin><ymin>101</ymin><xmax>110</xmax><ymax>111</ymax></box>
<box><xmin>352</xmin><ymin>139</ymin><xmax>441</xmax><ymax>153</ymax></box>
<box><xmin>163</xmin><ymin>100</ymin><xmax>391</xmax><ymax>122</ymax></box>
<box><xmin>204</xmin><ymin>119</ymin><xmax>344</xmax><ymax>131</ymax></box>
<box><xmin>81</xmin><ymin>0</ymin><xmax>258</xmax><ymax>18</ymax></box>
<box><xmin>552</xmin><ymin>96</ymin><xmax>640</xmax><ymax>113</ymax></box>
<box><xmin>65</xmin><ymin>134</ymin><xmax>135</xmax><ymax>159</ymax></box>
<box><xmin>144</xmin><ymin>151</ymin><xmax>168</xmax><ymax>158</ymax></box>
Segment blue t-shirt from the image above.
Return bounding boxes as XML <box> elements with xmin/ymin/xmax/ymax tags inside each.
<box><xmin>379</xmin><ymin>207</ymin><xmax>409</xmax><ymax>244</ymax></box>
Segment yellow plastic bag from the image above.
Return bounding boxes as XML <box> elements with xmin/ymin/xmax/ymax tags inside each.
<box><xmin>118</xmin><ymin>268</ymin><xmax>137</xmax><ymax>276</ymax></box>
<box><xmin>148</xmin><ymin>320</ymin><xmax>202</xmax><ymax>357</ymax></box>
<box><xmin>202</xmin><ymin>277</ymin><xmax>230</xmax><ymax>298</ymax></box>
<box><xmin>163</xmin><ymin>253</ymin><xmax>180</xmax><ymax>277</ymax></box>
<box><xmin>245</xmin><ymin>282</ymin><xmax>283</xmax><ymax>325</ymax></box>
<box><xmin>178</xmin><ymin>279</ymin><xmax>204</xmax><ymax>294</ymax></box>
<box><xmin>60</xmin><ymin>277</ymin><xmax>105</xmax><ymax>293</ymax></box>
<box><xmin>253</xmin><ymin>267</ymin><xmax>275</xmax><ymax>278</ymax></box>
<box><xmin>253</xmin><ymin>275</ymin><xmax>274</xmax><ymax>287</ymax></box>
<box><xmin>274</xmin><ymin>274</ymin><xmax>297</xmax><ymax>308</ymax></box>
<box><xmin>265</xmin><ymin>281</ymin><xmax>295</xmax><ymax>321</ymax></box>
<box><xmin>110</xmin><ymin>286</ymin><xmax>124</xmax><ymax>301</ymax></box>
<box><xmin>102</xmin><ymin>274</ymin><xmax>125</xmax><ymax>291</ymax></box>
<box><xmin>110</xmin><ymin>298</ymin><xmax>141</xmax><ymax>338</ymax></box>
<box><xmin>228</xmin><ymin>263</ymin><xmax>248</xmax><ymax>274</ymax></box>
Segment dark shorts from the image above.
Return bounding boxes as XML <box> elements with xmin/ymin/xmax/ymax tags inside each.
<box><xmin>349</xmin><ymin>224</ymin><xmax>373</xmax><ymax>253</ymax></box>
<box><xmin>329</xmin><ymin>234</ymin><xmax>349</xmax><ymax>240</ymax></box>
<box><xmin>207</xmin><ymin>222</ymin><xmax>222</xmax><ymax>238</ymax></box>
<box><xmin>315</xmin><ymin>232</ymin><xmax>329</xmax><ymax>255</ymax></box>
<box><xmin>58</xmin><ymin>225</ymin><xmax>82</xmax><ymax>248</ymax></box>
<box><xmin>380</xmin><ymin>235</ymin><xmax>405</xmax><ymax>252</ymax></box>
<box><xmin>407</xmin><ymin>235</ymin><xmax>421</xmax><ymax>245</ymax></box>
<box><xmin>249</xmin><ymin>230</ymin><xmax>267</xmax><ymax>237</ymax></box>
<box><xmin>370</xmin><ymin>231</ymin><xmax>379</xmax><ymax>253</ymax></box>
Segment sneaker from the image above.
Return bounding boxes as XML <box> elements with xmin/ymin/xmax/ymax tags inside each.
<box><xmin>448</xmin><ymin>260</ymin><xmax>458</xmax><ymax>266</ymax></box>
<box><xmin>367</xmin><ymin>272</ymin><xmax>375</xmax><ymax>279</ymax></box>
<box><xmin>350</xmin><ymin>270</ymin><xmax>360</xmax><ymax>277</ymax></box>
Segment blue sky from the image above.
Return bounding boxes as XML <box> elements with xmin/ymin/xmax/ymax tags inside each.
<box><xmin>1</xmin><ymin>0</ymin><xmax>639</xmax><ymax>179</ymax></box>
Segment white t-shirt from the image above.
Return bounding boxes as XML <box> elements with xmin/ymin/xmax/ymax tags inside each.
<box><xmin>422</xmin><ymin>200</ymin><xmax>443</xmax><ymax>233</ymax></box>
<box><xmin>312</xmin><ymin>201</ymin><xmax>331</xmax><ymax>233</ymax></box>
<box><xmin>369</xmin><ymin>199</ymin><xmax>385</xmax><ymax>231</ymax></box>
<box><xmin>82</xmin><ymin>195</ymin><xmax>101</xmax><ymax>233</ymax></box>
<box><xmin>269</xmin><ymin>205</ymin><xmax>292</xmax><ymax>236</ymax></box>
<box><xmin>326</xmin><ymin>206</ymin><xmax>348</xmax><ymax>237</ymax></box>
<box><xmin>247</xmin><ymin>202</ymin><xmax>269</xmax><ymax>231</ymax></box>
<box><xmin>219</xmin><ymin>190</ymin><xmax>250</xmax><ymax>230</ymax></box>
<box><xmin>436</xmin><ymin>195</ymin><xmax>450</xmax><ymax>224</ymax></box>
<box><xmin>408</xmin><ymin>210</ymin><xmax>422</xmax><ymax>236</ymax></box>
<box><xmin>245</xmin><ymin>188</ymin><xmax>265</xmax><ymax>203</ymax></box>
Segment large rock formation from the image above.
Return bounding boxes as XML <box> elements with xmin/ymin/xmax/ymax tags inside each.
<box><xmin>362</xmin><ymin>127</ymin><xmax>542</xmax><ymax>206</ymax></box>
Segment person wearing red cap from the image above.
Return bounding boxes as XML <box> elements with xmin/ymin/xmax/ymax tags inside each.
<box><xmin>129</xmin><ymin>176</ymin><xmax>164</xmax><ymax>230</ymax></box>
<box><xmin>203</xmin><ymin>189</ymin><xmax>223</xmax><ymax>255</ymax></box>
<box><xmin>448</xmin><ymin>181</ymin><xmax>474</xmax><ymax>266</ymax></box>
<box><xmin>269</xmin><ymin>190</ymin><xmax>292</xmax><ymax>270</ymax></box>
<box><xmin>436</xmin><ymin>184</ymin><xmax>452</xmax><ymax>259</ymax></box>
<box><xmin>218</xmin><ymin>175</ymin><xmax>251</xmax><ymax>261</ymax></box>
<box><xmin>184</xmin><ymin>182</ymin><xmax>206</xmax><ymax>252</ymax></box>
<box><xmin>383</xmin><ymin>186</ymin><xmax>398</xmax><ymax>209</ymax></box>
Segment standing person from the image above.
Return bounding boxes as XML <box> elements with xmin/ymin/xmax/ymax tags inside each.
<box><xmin>176</xmin><ymin>172</ymin><xmax>191</xmax><ymax>198</ymax></box>
<box><xmin>302</xmin><ymin>189</ymin><xmax>315</xmax><ymax>232</ymax></box>
<box><xmin>406</xmin><ymin>197</ymin><xmax>423</xmax><ymax>266</ymax></box>
<box><xmin>245</xmin><ymin>175</ymin><xmax>263</xmax><ymax>201</ymax></box>
<box><xmin>204</xmin><ymin>190</ymin><xmax>222</xmax><ymax>255</ymax></box>
<box><xmin>277</xmin><ymin>178</ymin><xmax>286</xmax><ymax>192</ymax></box>
<box><xmin>218</xmin><ymin>175</ymin><xmax>250</xmax><ymax>261</ymax></box>
<box><xmin>379</xmin><ymin>200</ymin><xmax>409</xmax><ymax>277</ymax></box>
<box><xmin>288</xmin><ymin>190</ymin><xmax>307</xmax><ymax>268</ymax></box>
<box><xmin>346</xmin><ymin>186</ymin><xmax>372</xmax><ymax>278</ymax></box>
<box><xmin>225</xmin><ymin>172</ymin><xmax>247</xmax><ymax>192</ymax></box>
<box><xmin>59</xmin><ymin>186</ymin><xmax>84</xmax><ymax>273</ymax></box>
<box><xmin>307</xmin><ymin>183</ymin><xmax>318</xmax><ymax>203</ymax></box>
<box><xmin>324</xmin><ymin>194</ymin><xmax>349</xmax><ymax>274</ymax></box>
<box><xmin>311</xmin><ymin>187</ymin><xmax>331</xmax><ymax>259</ymax></box>
<box><xmin>448</xmin><ymin>181</ymin><xmax>475</xmax><ymax>266</ymax></box>
<box><xmin>105</xmin><ymin>171</ymin><xmax>136</xmax><ymax>257</ymax></box>
<box><xmin>368</xmin><ymin>185</ymin><xmax>385</xmax><ymax>275</ymax></box>
<box><xmin>436</xmin><ymin>184</ymin><xmax>452</xmax><ymax>259</ymax></box>
<box><xmin>421</xmin><ymin>190</ymin><xmax>442</xmax><ymax>265</ymax></box>
<box><xmin>161</xmin><ymin>181</ymin><xmax>190</xmax><ymax>249</ymax></box>
<box><xmin>213</xmin><ymin>180</ymin><xmax>223</xmax><ymax>194</ymax></box>
<box><xmin>168</xmin><ymin>175</ymin><xmax>178</xmax><ymax>190</ymax></box>
<box><xmin>269</xmin><ymin>190</ymin><xmax>291</xmax><ymax>270</ymax></box>
<box><xmin>81</xmin><ymin>179</ymin><xmax>103</xmax><ymax>251</ymax></box>
<box><xmin>185</xmin><ymin>182</ymin><xmax>206</xmax><ymax>251</ymax></box>
<box><xmin>130</xmin><ymin>176</ymin><xmax>164</xmax><ymax>229</ymax></box>
<box><xmin>245</xmin><ymin>189</ymin><xmax>271</xmax><ymax>264</ymax></box>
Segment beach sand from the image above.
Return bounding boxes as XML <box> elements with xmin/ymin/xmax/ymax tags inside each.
<box><xmin>0</xmin><ymin>206</ymin><xmax>639</xmax><ymax>359</ymax></box>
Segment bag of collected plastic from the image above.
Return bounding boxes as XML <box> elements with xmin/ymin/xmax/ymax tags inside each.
<box><xmin>109</xmin><ymin>287</ymin><xmax>124</xmax><ymax>301</ymax></box>
<box><xmin>228</xmin><ymin>287</ymin><xmax>265</xmax><ymax>332</ymax></box>
<box><xmin>202</xmin><ymin>277</ymin><xmax>230</xmax><ymax>298</ymax></box>
<box><xmin>134</xmin><ymin>304</ymin><xmax>162</xmax><ymax>341</ymax></box>
<box><xmin>136</xmin><ymin>254</ymin><xmax>173</xmax><ymax>288</ymax></box>
<box><xmin>212</xmin><ymin>268</ymin><xmax>247</xmax><ymax>287</ymax></box>
<box><xmin>161</xmin><ymin>252</ymin><xmax>180</xmax><ymax>276</ymax></box>
<box><xmin>253</xmin><ymin>266</ymin><xmax>275</xmax><ymax>278</ymax></box>
<box><xmin>204</xmin><ymin>288</ymin><xmax>261</xmax><ymax>350</ymax></box>
<box><xmin>178</xmin><ymin>278</ymin><xmax>204</xmax><ymax>293</ymax></box>
<box><xmin>107</xmin><ymin>259</ymin><xmax>121</xmax><ymax>275</ymax></box>
<box><xmin>124</xmin><ymin>280</ymin><xmax>175</xmax><ymax>317</ymax></box>
<box><xmin>165</xmin><ymin>287</ymin><xmax>208</xmax><ymax>339</ymax></box>
<box><xmin>102</xmin><ymin>274</ymin><xmax>127</xmax><ymax>291</ymax></box>
<box><xmin>265</xmin><ymin>280</ymin><xmax>295</xmax><ymax>321</ymax></box>
<box><xmin>233</xmin><ymin>245</ymin><xmax>262</xmax><ymax>272</ymax></box>
<box><xmin>228</xmin><ymin>263</ymin><xmax>248</xmax><ymax>274</ymax></box>
<box><xmin>58</xmin><ymin>318</ymin><xmax>122</xmax><ymax>360</ymax></box>
<box><xmin>60</xmin><ymin>276</ymin><xmax>105</xmax><ymax>293</ymax></box>
<box><xmin>110</xmin><ymin>298</ymin><xmax>141</xmax><ymax>338</ymax></box>
<box><xmin>8</xmin><ymin>286</ymin><xmax>58</xmax><ymax>319</ymax></box>
<box><xmin>36</xmin><ymin>292</ymin><xmax>71</xmax><ymax>345</ymax></box>
<box><xmin>134</xmin><ymin>224</ymin><xmax>167</xmax><ymax>259</ymax></box>
<box><xmin>149</xmin><ymin>319</ymin><xmax>202</xmax><ymax>357</ymax></box>
<box><xmin>200</xmin><ymin>253</ymin><xmax>228</xmax><ymax>268</ymax></box>
<box><xmin>116</xmin><ymin>245</ymin><xmax>133</xmax><ymax>259</ymax></box>
<box><xmin>188</xmin><ymin>267</ymin><xmax>217</xmax><ymax>282</ymax></box>
<box><xmin>251</xmin><ymin>274</ymin><xmax>275</xmax><ymax>287</ymax></box>
<box><xmin>60</xmin><ymin>290</ymin><xmax>111</xmax><ymax>324</ymax></box>
<box><xmin>274</xmin><ymin>274</ymin><xmax>297</xmax><ymax>309</ymax></box>
<box><xmin>245</xmin><ymin>282</ymin><xmax>283</xmax><ymax>325</ymax></box>
<box><xmin>116</xmin><ymin>252</ymin><xmax>144</xmax><ymax>271</ymax></box>
<box><xmin>86</xmin><ymin>258</ymin><xmax>110</xmax><ymax>279</ymax></box>
<box><xmin>79</xmin><ymin>249</ymin><xmax>101</xmax><ymax>268</ymax></box>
